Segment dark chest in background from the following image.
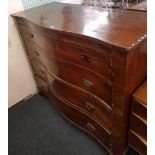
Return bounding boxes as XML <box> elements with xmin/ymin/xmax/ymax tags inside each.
<box><xmin>12</xmin><ymin>3</ymin><xmax>147</xmax><ymax>155</ymax></box>
<box><xmin>128</xmin><ymin>80</ymin><xmax>147</xmax><ymax>154</ymax></box>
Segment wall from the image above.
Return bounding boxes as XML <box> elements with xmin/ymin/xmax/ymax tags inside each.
<box><xmin>22</xmin><ymin>0</ymin><xmax>56</xmax><ymax>9</ymax></box>
<box><xmin>21</xmin><ymin>0</ymin><xmax>82</xmax><ymax>10</ymax></box>
<box><xmin>8</xmin><ymin>0</ymin><xmax>37</xmax><ymax>108</ymax></box>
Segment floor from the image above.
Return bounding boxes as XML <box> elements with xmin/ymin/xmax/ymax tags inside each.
<box><xmin>9</xmin><ymin>94</ymin><xmax>139</xmax><ymax>155</ymax></box>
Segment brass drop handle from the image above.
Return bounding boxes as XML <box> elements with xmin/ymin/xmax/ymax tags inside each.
<box><xmin>83</xmin><ymin>79</ymin><xmax>94</xmax><ymax>88</ymax></box>
<box><xmin>34</xmin><ymin>50</ymin><xmax>39</xmax><ymax>56</ymax></box>
<box><xmin>85</xmin><ymin>102</ymin><xmax>95</xmax><ymax>112</ymax></box>
<box><xmin>80</xmin><ymin>54</ymin><xmax>92</xmax><ymax>62</ymax></box>
<box><xmin>87</xmin><ymin>123</ymin><xmax>96</xmax><ymax>131</ymax></box>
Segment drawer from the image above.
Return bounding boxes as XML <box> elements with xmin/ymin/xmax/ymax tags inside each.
<box><xmin>49</xmin><ymin>75</ymin><xmax>111</xmax><ymax>131</ymax></box>
<box><xmin>54</xmin><ymin>41</ymin><xmax>112</xmax><ymax>82</ymax></box>
<box><xmin>128</xmin><ymin>130</ymin><xmax>147</xmax><ymax>155</ymax></box>
<box><xmin>30</xmin><ymin>55</ymin><xmax>112</xmax><ymax>107</ymax></box>
<box><xmin>132</xmin><ymin>100</ymin><xmax>147</xmax><ymax>121</ymax></box>
<box><xmin>130</xmin><ymin>113</ymin><xmax>147</xmax><ymax>140</ymax></box>
<box><xmin>47</xmin><ymin>88</ymin><xmax>112</xmax><ymax>152</ymax></box>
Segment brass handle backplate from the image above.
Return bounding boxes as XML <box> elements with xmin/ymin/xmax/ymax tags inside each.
<box><xmin>85</xmin><ymin>102</ymin><xmax>95</xmax><ymax>112</ymax></box>
<box><xmin>80</xmin><ymin>54</ymin><xmax>92</xmax><ymax>62</ymax></box>
<box><xmin>83</xmin><ymin>79</ymin><xmax>94</xmax><ymax>88</ymax></box>
<box><xmin>87</xmin><ymin>123</ymin><xmax>96</xmax><ymax>131</ymax></box>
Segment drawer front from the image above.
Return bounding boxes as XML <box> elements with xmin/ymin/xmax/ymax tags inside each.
<box><xmin>54</xmin><ymin>41</ymin><xmax>112</xmax><ymax>82</ymax></box>
<box><xmin>130</xmin><ymin>113</ymin><xmax>147</xmax><ymax>140</ymax></box>
<box><xmin>132</xmin><ymin>100</ymin><xmax>147</xmax><ymax>121</ymax></box>
<box><xmin>128</xmin><ymin>131</ymin><xmax>147</xmax><ymax>155</ymax></box>
<box><xmin>47</xmin><ymin>88</ymin><xmax>111</xmax><ymax>152</ymax></box>
<box><xmin>29</xmin><ymin>53</ymin><xmax>112</xmax><ymax>106</ymax></box>
<box><xmin>49</xmin><ymin>75</ymin><xmax>111</xmax><ymax>131</ymax></box>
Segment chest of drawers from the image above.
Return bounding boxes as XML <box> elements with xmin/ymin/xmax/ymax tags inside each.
<box><xmin>11</xmin><ymin>3</ymin><xmax>147</xmax><ymax>155</ymax></box>
<box><xmin>128</xmin><ymin>80</ymin><xmax>147</xmax><ymax>154</ymax></box>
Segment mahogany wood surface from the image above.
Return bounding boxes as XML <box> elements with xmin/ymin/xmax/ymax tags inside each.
<box><xmin>128</xmin><ymin>80</ymin><xmax>147</xmax><ymax>154</ymax></box>
<box><xmin>128</xmin><ymin>131</ymin><xmax>146</xmax><ymax>154</ymax></box>
<box><xmin>12</xmin><ymin>2</ymin><xmax>146</xmax><ymax>51</ymax></box>
<box><xmin>12</xmin><ymin>3</ymin><xmax>147</xmax><ymax>155</ymax></box>
<box><xmin>133</xmin><ymin>80</ymin><xmax>147</xmax><ymax>106</ymax></box>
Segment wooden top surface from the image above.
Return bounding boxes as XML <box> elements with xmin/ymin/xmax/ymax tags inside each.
<box><xmin>12</xmin><ymin>2</ymin><xmax>147</xmax><ymax>51</ymax></box>
<box><xmin>128</xmin><ymin>1</ymin><xmax>147</xmax><ymax>12</ymax></box>
<box><xmin>133</xmin><ymin>80</ymin><xmax>147</xmax><ymax>106</ymax></box>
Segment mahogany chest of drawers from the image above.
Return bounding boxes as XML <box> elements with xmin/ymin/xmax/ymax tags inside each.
<box><xmin>11</xmin><ymin>3</ymin><xmax>147</xmax><ymax>155</ymax></box>
<box><xmin>128</xmin><ymin>80</ymin><xmax>147</xmax><ymax>154</ymax></box>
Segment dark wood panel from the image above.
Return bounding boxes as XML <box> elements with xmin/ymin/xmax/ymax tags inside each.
<box><xmin>130</xmin><ymin>113</ymin><xmax>147</xmax><ymax>140</ymax></box>
<box><xmin>128</xmin><ymin>80</ymin><xmax>147</xmax><ymax>153</ymax></box>
<box><xmin>133</xmin><ymin>80</ymin><xmax>147</xmax><ymax>106</ymax></box>
<box><xmin>132</xmin><ymin>100</ymin><xmax>147</xmax><ymax>121</ymax></box>
<box><xmin>128</xmin><ymin>130</ymin><xmax>147</xmax><ymax>155</ymax></box>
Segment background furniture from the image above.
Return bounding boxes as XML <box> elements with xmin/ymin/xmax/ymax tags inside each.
<box><xmin>12</xmin><ymin>3</ymin><xmax>147</xmax><ymax>154</ymax></box>
<box><xmin>128</xmin><ymin>0</ymin><xmax>147</xmax><ymax>11</ymax></box>
<box><xmin>128</xmin><ymin>80</ymin><xmax>147</xmax><ymax>154</ymax></box>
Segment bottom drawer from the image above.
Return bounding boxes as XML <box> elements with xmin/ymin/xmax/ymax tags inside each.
<box><xmin>128</xmin><ymin>130</ymin><xmax>147</xmax><ymax>155</ymax></box>
<box><xmin>47</xmin><ymin>88</ymin><xmax>112</xmax><ymax>153</ymax></box>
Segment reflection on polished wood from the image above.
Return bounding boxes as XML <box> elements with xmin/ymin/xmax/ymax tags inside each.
<box><xmin>11</xmin><ymin>2</ymin><xmax>147</xmax><ymax>155</ymax></box>
<box><xmin>12</xmin><ymin>2</ymin><xmax>146</xmax><ymax>50</ymax></box>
